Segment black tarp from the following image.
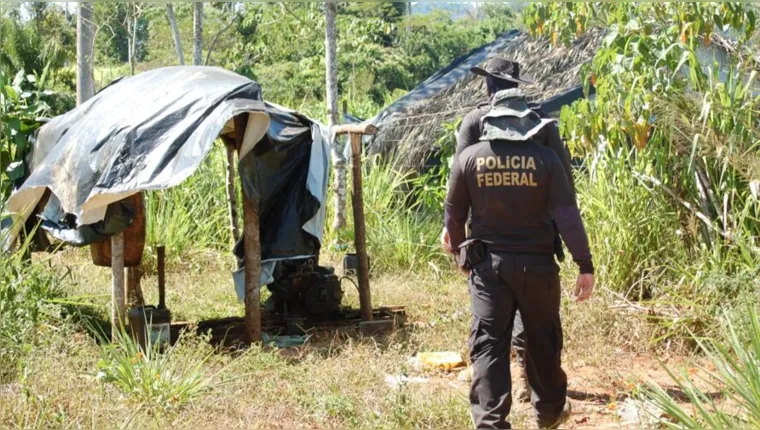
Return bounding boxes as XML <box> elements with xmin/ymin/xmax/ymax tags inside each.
<box><xmin>3</xmin><ymin>68</ymin><xmax>331</xmax><ymax>273</ymax></box>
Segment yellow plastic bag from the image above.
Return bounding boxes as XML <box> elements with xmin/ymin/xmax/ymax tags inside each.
<box><xmin>417</xmin><ymin>352</ymin><xmax>465</xmax><ymax>371</ymax></box>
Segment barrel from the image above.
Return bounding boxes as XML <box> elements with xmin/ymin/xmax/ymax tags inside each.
<box><xmin>90</xmin><ymin>193</ymin><xmax>146</xmax><ymax>267</ymax></box>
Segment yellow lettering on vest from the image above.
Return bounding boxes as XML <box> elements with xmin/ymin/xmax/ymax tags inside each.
<box><xmin>511</xmin><ymin>156</ymin><xmax>521</xmax><ymax>170</ymax></box>
<box><xmin>493</xmin><ymin>170</ymin><xmax>503</xmax><ymax>186</ymax></box>
<box><xmin>511</xmin><ymin>172</ymin><xmax>519</xmax><ymax>186</ymax></box>
<box><xmin>526</xmin><ymin>157</ymin><xmax>536</xmax><ymax>170</ymax></box>
<box><xmin>485</xmin><ymin>173</ymin><xmax>494</xmax><ymax>187</ymax></box>
<box><xmin>477</xmin><ymin>173</ymin><xmax>485</xmax><ymax>188</ymax></box>
<box><xmin>497</xmin><ymin>156</ymin><xmax>506</xmax><ymax>170</ymax></box>
<box><xmin>520</xmin><ymin>172</ymin><xmax>530</xmax><ymax>186</ymax></box>
<box><xmin>529</xmin><ymin>173</ymin><xmax>538</xmax><ymax>187</ymax></box>
<box><xmin>476</xmin><ymin>157</ymin><xmax>485</xmax><ymax>172</ymax></box>
<box><xmin>502</xmin><ymin>171</ymin><xmax>511</xmax><ymax>185</ymax></box>
<box><xmin>486</xmin><ymin>157</ymin><xmax>497</xmax><ymax>170</ymax></box>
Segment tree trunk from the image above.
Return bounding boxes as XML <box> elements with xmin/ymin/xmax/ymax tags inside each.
<box><xmin>193</xmin><ymin>2</ymin><xmax>203</xmax><ymax>66</ymax></box>
<box><xmin>325</xmin><ymin>1</ymin><xmax>346</xmax><ymax>231</ymax></box>
<box><xmin>166</xmin><ymin>3</ymin><xmax>185</xmax><ymax>65</ymax></box>
<box><xmin>76</xmin><ymin>2</ymin><xmax>95</xmax><ymax>105</ymax></box>
<box><xmin>128</xmin><ymin>8</ymin><xmax>137</xmax><ymax>76</ymax></box>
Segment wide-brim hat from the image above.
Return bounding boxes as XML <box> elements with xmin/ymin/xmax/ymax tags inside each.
<box><xmin>471</xmin><ymin>57</ymin><xmax>533</xmax><ymax>85</ymax></box>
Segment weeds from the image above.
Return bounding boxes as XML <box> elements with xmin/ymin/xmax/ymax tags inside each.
<box><xmin>640</xmin><ymin>303</ymin><xmax>760</xmax><ymax>428</ymax></box>
<box><xmin>0</xmin><ymin>232</ymin><xmax>64</xmax><ymax>383</ymax></box>
<box><xmin>94</xmin><ymin>325</ymin><xmax>239</xmax><ymax>413</ymax></box>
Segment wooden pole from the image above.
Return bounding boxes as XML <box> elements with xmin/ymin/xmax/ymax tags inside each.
<box><xmin>242</xmin><ymin>195</ymin><xmax>262</xmax><ymax>343</ymax></box>
<box><xmin>111</xmin><ymin>232</ymin><xmax>126</xmax><ymax>339</ymax></box>
<box><xmin>333</xmin><ymin>124</ymin><xmax>376</xmax><ymax>322</ymax></box>
<box><xmin>349</xmin><ymin>133</ymin><xmax>372</xmax><ymax>322</ymax></box>
<box><xmin>225</xmin><ymin>145</ymin><xmax>240</xmax><ymax>244</ymax></box>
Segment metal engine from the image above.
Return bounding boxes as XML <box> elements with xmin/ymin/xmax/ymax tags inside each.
<box><xmin>265</xmin><ymin>258</ymin><xmax>343</xmax><ymax>319</ymax></box>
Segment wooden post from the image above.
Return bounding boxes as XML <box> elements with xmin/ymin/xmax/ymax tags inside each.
<box><xmin>242</xmin><ymin>195</ymin><xmax>262</xmax><ymax>343</ymax></box>
<box><xmin>111</xmin><ymin>232</ymin><xmax>126</xmax><ymax>339</ymax></box>
<box><xmin>225</xmin><ymin>145</ymin><xmax>240</xmax><ymax>244</ymax></box>
<box><xmin>235</xmin><ymin>114</ymin><xmax>261</xmax><ymax>343</ymax></box>
<box><xmin>334</xmin><ymin>124</ymin><xmax>377</xmax><ymax>322</ymax></box>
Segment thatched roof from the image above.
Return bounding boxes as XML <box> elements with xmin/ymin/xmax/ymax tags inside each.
<box><xmin>366</xmin><ymin>30</ymin><xmax>603</xmax><ymax>168</ymax></box>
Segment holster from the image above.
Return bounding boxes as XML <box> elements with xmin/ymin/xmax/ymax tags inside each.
<box><xmin>552</xmin><ymin>221</ymin><xmax>566</xmax><ymax>263</ymax></box>
<box><xmin>457</xmin><ymin>239</ymin><xmax>487</xmax><ymax>270</ymax></box>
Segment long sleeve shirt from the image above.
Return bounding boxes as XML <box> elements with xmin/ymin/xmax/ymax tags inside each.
<box><xmin>445</xmin><ymin>140</ymin><xmax>593</xmax><ymax>274</ymax></box>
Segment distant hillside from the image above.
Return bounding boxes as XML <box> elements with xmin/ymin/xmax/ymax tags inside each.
<box><xmin>411</xmin><ymin>2</ymin><xmax>476</xmax><ymax>20</ymax></box>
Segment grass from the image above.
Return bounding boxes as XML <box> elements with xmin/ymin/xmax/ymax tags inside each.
<box><xmin>94</xmin><ymin>325</ymin><xmax>242</xmax><ymax>413</ymax></box>
<box><xmin>0</xmin><ymin>232</ymin><xmax>66</xmax><ymax>383</ymax></box>
<box><xmin>0</xmin><ymin>247</ymin><xmax>657</xmax><ymax>429</ymax></box>
<box><xmin>639</xmin><ymin>303</ymin><xmax>760</xmax><ymax>428</ymax></box>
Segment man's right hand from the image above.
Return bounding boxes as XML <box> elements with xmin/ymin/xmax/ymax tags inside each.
<box><xmin>574</xmin><ymin>274</ymin><xmax>594</xmax><ymax>303</ymax></box>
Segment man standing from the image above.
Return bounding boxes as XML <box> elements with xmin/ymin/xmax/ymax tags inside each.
<box><xmin>445</xmin><ymin>88</ymin><xmax>595</xmax><ymax>428</ymax></box>
<box><xmin>442</xmin><ymin>57</ymin><xmax>577</xmax><ymax>403</ymax></box>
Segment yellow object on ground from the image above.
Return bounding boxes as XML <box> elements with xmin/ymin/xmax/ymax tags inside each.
<box><xmin>417</xmin><ymin>352</ymin><xmax>465</xmax><ymax>371</ymax></box>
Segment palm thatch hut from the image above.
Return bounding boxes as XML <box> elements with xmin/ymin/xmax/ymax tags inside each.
<box><xmin>365</xmin><ymin>30</ymin><xmax>603</xmax><ymax>168</ymax></box>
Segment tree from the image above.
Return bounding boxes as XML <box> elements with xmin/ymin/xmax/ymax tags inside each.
<box><xmin>193</xmin><ymin>2</ymin><xmax>203</xmax><ymax>65</ymax></box>
<box><xmin>325</xmin><ymin>0</ymin><xmax>346</xmax><ymax>231</ymax></box>
<box><xmin>76</xmin><ymin>2</ymin><xmax>95</xmax><ymax>105</ymax></box>
<box><xmin>124</xmin><ymin>3</ymin><xmax>150</xmax><ymax>75</ymax></box>
<box><xmin>165</xmin><ymin>2</ymin><xmax>185</xmax><ymax>65</ymax></box>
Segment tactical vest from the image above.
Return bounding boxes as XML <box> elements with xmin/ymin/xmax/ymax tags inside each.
<box><xmin>480</xmin><ymin>89</ymin><xmax>556</xmax><ymax>142</ymax></box>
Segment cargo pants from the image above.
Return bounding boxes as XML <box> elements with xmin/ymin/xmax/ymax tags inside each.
<box><xmin>468</xmin><ymin>252</ymin><xmax>567</xmax><ymax>429</ymax></box>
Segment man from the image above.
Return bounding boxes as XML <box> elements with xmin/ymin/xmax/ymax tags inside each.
<box><xmin>442</xmin><ymin>57</ymin><xmax>577</xmax><ymax>404</ymax></box>
<box><xmin>445</xmin><ymin>88</ymin><xmax>595</xmax><ymax>428</ymax></box>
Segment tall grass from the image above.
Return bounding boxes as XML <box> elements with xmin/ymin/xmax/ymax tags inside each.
<box><xmin>0</xmin><ymin>227</ymin><xmax>65</xmax><ymax>382</ymax></box>
<box><xmin>577</xmin><ymin>146</ymin><xmax>689</xmax><ymax>299</ymax></box>
<box><xmin>640</xmin><ymin>303</ymin><xmax>760</xmax><ymax>428</ymax></box>
<box><xmin>144</xmin><ymin>143</ymin><xmax>232</xmax><ymax>258</ymax></box>
<box><xmin>323</xmin><ymin>155</ymin><xmax>452</xmax><ymax>275</ymax></box>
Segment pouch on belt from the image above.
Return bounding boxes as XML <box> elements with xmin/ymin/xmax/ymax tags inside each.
<box><xmin>457</xmin><ymin>239</ymin><xmax>487</xmax><ymax>270</ymax></box>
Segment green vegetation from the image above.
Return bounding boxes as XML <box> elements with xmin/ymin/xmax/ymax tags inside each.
<box><xmin>0</xmin><ymin>236</ymin><xmax>64</xmax><ymax>383</ymax></box>
<box><xmin>2</xmin><ymin>2</ymin><xmax>760</xmax><ymax>428</ymax></box>
<box><xmin>640</xmin><ymin>304</ymin><xmax>760</xmax><ymax>428</ymax></box>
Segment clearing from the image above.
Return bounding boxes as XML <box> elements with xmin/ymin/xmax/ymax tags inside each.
<box><xmin>0</xmin><ymin>248</ymin><xmax>710</xmax><ymax>428</ymax></box>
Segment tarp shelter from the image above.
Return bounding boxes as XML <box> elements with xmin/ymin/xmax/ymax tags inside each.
<box><xmin>2</xmin><ymin>66</ymin><xmax>331</xmax><ymax>291</ymax></box>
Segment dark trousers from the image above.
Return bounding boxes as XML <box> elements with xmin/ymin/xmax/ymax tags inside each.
<box><xmin>468</xmin><ymin>252</ymin><xmax>567</xmax><ymax>429</ymax></box>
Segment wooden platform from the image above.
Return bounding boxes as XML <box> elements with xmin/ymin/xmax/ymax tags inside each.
<box><xmin>170</xmin><ymin>306</ymin><xmax>406</xmax><ymax>346</ymax></box>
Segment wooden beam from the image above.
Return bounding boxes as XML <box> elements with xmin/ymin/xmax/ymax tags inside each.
<box><xmin>242</xmin><ymin>195</ymin><xmax>262</xmax><ymax>343</ymax></box>
<box><xmin>111</xmin><ymin>232</ymin><xmax>126</xmax><ymax>340</ymax></box>
<box><xmin>349</xmin><ymin>132</ymin><xmax>373</xmax><ymax>322</ymax></box>
<box><xmin>333</xmin><ymin>123</ymin><xmax>377</xmax><ymax>137</ymax></box>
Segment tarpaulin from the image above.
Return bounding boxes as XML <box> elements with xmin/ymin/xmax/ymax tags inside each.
<box><xmin>2</xmin><ymin>67</ymin><xmax>332</xmax><ymax>299</ymax></box>
<box><xmin>232</xmin><ymin>103</ymin><xmax>331</xmax><ymax>301</ymax></box>
<box><xmin>3</xmin><ymin>66</ymin><xmax>270</xmax><ymax>246</ymax></box>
